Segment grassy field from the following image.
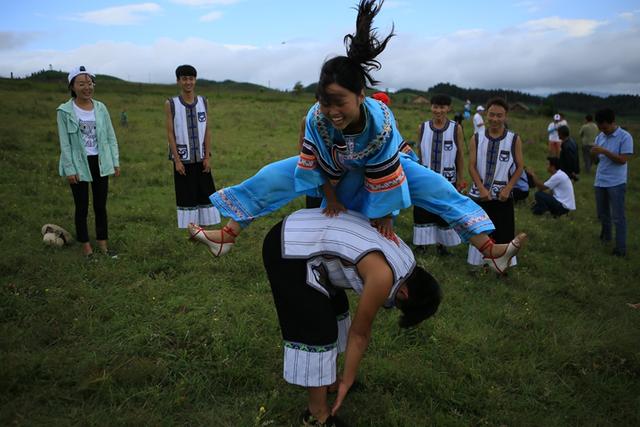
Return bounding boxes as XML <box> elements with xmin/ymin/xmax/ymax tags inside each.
<box><xmin>0</xmin><ymin>78</ymin><xmax>638</xmax><ymax>426</ymax></box>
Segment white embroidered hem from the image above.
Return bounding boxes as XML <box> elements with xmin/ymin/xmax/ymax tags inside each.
<box><xmin>177</xmin><ymin>206</ymin><xmax>221</xmax><ymax>228</ymax></box>
<box><xmin>413</xmin><ymin>225</ymin><xmax>462</xmax><ymax>246</ymax></box>
<box><xmin>283</xmin><ymin>345</ymin><xmax>337</xmax><ymax>387</ymax></box>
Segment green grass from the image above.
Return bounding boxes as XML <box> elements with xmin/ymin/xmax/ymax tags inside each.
<box><xmin>0</xmin><ymin>78</ymin><xmax>638</xmax><ymax>426</ymax></box>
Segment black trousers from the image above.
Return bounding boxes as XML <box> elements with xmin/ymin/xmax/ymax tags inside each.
<box><xmin>69</xmin><ymin>155</ymin><xmax>109</xmax><ymax>243</ymax></box>
<box><xmin>262</xmin><ymin>220</ymin><xmax>349</xmax><ymax>346</ymax></box>
<box><xmin>173</xmin><ymin>162</ymin><xmax>216</xmax><ymax>208</ymax></box>
<box><xmin>477</xmin><ymin>198</ymin><xmax>515</xmax><ymax>244</ymax></box>
<box><xmin>532</xmin><ymin>191</ymin><xmax>569</xmax><ymax>217</ymax></box>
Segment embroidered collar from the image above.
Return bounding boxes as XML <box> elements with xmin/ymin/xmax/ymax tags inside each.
<box><xmin>178</xmin><ymin>95</ymin><xmax>198</xmax><ymax>108</ymax></box>
<box><xmin>313</xmin><ymin>100</ymin><xmax>392</xmax><ymax>161</ymax></box>
<box><xmin>429</xmin><ymin>120</ymin><xmax>450</xmax><ymax>133</ymax></box>
<box><xmin>485</xmin><ymin>128</ymin><xmax>508</xmax><ymax>142</ymax></box>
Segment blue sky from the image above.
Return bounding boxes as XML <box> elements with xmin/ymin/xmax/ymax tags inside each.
<box><xmin>2</xmin><ymin>0</ymin><xmax>640</xmax><ymax>94</ymax></box>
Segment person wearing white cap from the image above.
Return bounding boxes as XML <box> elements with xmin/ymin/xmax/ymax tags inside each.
<box><xmin>547</xmin><ymin>113</ymin><xmax>563</xmax><ymax>157</ymax></box>
<box><xmin>473</xmin><ymin>105</ymin><xmax>485</xmax><ymax>136</ymax></box>
<box><xmin>56</xmin><ymin>66</ymin><xmax>120</xmax><ymax>258</ymax></box>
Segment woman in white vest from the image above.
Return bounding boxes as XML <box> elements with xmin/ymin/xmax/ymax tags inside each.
<box><xmin>262</xmin><ymin>209</ymin><xmax>441</xmax><ymax>426</ymax></box>
<box><xmin>468</xmin><ymin>97</ymin><xmax>525</xmax><ymax>269</ymax></box>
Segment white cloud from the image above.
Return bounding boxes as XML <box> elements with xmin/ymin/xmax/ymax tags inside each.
<box><xmin>619</xmin><ymin>10</ymin><xmax>640</xmax><ymax>21</ymax></box>
<box><xmin>200</xmin><ymin>11</ymin><xmax>223</xmax><ymax>22</ymax></box>
<box><xmin>523</xmin><ymin>16</ymin><xmax>606</xmax><ymax>38</ymax></box>
<box><xmin>2</xmin><ymin>15</ymin><xmax>639</xmax><ymax>95</ymax></box>
<box><xmin>514</xmin><ymin>1</ymin><xmax>540</xmax><ymax>13</ymax></box>
<box><xmin>72</xmin><ymin>3</ymin><xmax>162</xmax><ymax>26</ymax></box>
<box><xmin>450</xmin><ymin>29</ymin><xmax>487</xmax><ymax>39</ymax></box>
<box><xmin>171</xmin><ymin>0</ymin><xmax>240</xmax><ymax>6</ymax></box>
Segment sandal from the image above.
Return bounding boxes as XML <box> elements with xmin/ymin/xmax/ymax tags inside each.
<box><xmin>188</xmin><ymin>223</ymin><xmax>237</xmax><ymax>257</ymax></box>
<box><xmin>482</xmin><ymin>233</ymin><xmax>527</xmax><ymax>274</ymax></box>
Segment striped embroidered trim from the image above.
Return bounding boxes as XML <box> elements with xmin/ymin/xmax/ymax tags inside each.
<box><xmin>453</xmin><ymin>212</ymin><xmax>492</xmax><ymax>235</ymax></box>
<box><xmin>302</xmin><ymin>139</ymin><xmax>343</xmax><ymax>180</ymax></box>
<box><xmin>399</xmin><ymin>140</ymin><xmax>413</xmax><ymax>155</ymax></box>
<box><xmin>297</xmin><ymin>152</ymin><xmax>316</xmax><ymax>170</ymax></box>
<box><xmin>216</xmin><ymin>189</ymin><xmax>253</xmax><ymax>221</ymax></box>
<box><xmin>364</xmin><ymin>166</ymin><xmax>406</xmax><ymax>193</ymax></box>
<box><xmin>284</xmin><ymin>340</ymin><xmax>337</xmax><ymax>353</ymax></box>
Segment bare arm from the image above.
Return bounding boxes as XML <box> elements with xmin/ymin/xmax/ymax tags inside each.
<box><xmin>455</xmin><ymin>123</ymin><xmax>465</xmax><ymax>192</ymax></box>
<box><xmin>590</xmin><ymin>146</ymin><xmax>631</xmax><ymax>165</ymax></box>
<box><xmin>468</xmin><ymin>134</ymin><xmax>490</xmax><ymax>200</ymax></box>
<box><xmin>202</xmin><ymin>98</ymin><xmax>211</xmax><ymax>172</ymax></box>
<box><xmin>526</xmin><ymin>168</ymin><xmax>548</xmax><ymax>191</ymax></box>
<box><xmin>164</xmin><ymin>100</ymin><xmax>185</xmax><ymax>175</ymax></box>
<box><xmin>499</xmin><ymin>135</ymin><xmax>524</xmax><ymax>201</ymax></box>
<box><xmin>322</xmin><ymin>182</ymin><xmax>346</xmax><ymax>217</ymax></box>
<box><xmin>332</xmin><ymin>251</ymin><xmax>392</xmax><ymax>415</ymax></box>
<box><xmin>415</xmin><ymin>123</ymin><xmax>423</xmax><ymax>161</ymax></box>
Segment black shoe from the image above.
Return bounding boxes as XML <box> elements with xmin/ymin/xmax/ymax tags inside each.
<box><xmin>413</xmin><ymin>245</ymin><xmax>428</xmax><ymax>254</ymax></box>
<box><xmin>301</xmin><ymin>409</ymin><xmax>348</xmax><ymax>427</ymax></box>
<box><xmin>612</xmin><ymin>248</ymin><xmax>627</xmax><ymax>257</ymax></box>
<box><xmin>436</xmin><ymin>244</ymin><xmax>451</xmax><ymax>256</ymax></box>
<box><xmin>101</xmin><ymin>249</ymin><xmax>119</xmax><ymax>259</ymax></box>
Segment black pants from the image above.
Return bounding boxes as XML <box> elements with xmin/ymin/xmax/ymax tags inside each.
<box><xmin>70</xmin><ymin>155</ymin><xmax>109</xmax><ymax>243</ymax></box>
<box><xmin>262</xmin><ymin>221</ymin><xmax>349</xmax><ymax>346</ymax></box>
<box><xmin>477</xmin><ymin>198</ymin><xmax>515</xmax><ymax>244</ymax></box>
<box><xmin>532</xmin><ymin>191</ymin><xmax>569</xmax><ymax>217</ymax></box>
<box><xmin>173</xmin><ymin>162</ymin><xmax>216</xmax><ymax>208</ymax></box>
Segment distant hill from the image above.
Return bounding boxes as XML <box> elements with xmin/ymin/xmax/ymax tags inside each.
<box><xmin>197</xmin><ymin>79</ymin><xmax>273</xmax><ymax>92</ymax></box>
<box><xmin>15</xmin><ymin>71</ymin><xmax>640</xmax><ymax>115</ymax></box>
<box><xmin>26</xmin><ymin>69</ymin><xmax>125</xmax><ymax>83</ymax></box>
<box><xmin>396</xmin><ymin>82</ymin><xmax>640</xmax><ymax>116</ymax></box>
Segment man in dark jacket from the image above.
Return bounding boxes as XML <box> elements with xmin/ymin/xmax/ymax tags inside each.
<box><xmin>558</xmin><ymin>125</ymin><xmax>580</xmax><ymax>181</ymax></box>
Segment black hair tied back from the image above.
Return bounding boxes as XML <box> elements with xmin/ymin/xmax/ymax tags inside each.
<box><xmin>344</xmin><ymin>0</ymin><xmax>395</xmax><ymax>88</ymax></box>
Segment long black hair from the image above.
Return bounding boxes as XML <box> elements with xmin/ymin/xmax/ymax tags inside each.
<box><xmin>316</xmin><ymin>0</ymin><xmax>394</xmax><ymax>104</ymax></box>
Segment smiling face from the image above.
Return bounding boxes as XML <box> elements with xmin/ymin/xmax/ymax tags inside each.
<box><xmin>72</xmin><ymin>74</ymin><xmax>94</xmax><ymax>102</ymax></box>
<box><xmin>431</xmin><ymin>103</ymin><xmax>450</xmax><ymax>122</ymax></box>
<box><xmin>318</xmin><ymin>83</ymin><xmax>365</xmax><ymax>132</ymax></box>
<box><xmin>486</xmin><ymin>104</ymin><xmax>507</xmax><ymax>132</ymax></box>
<box><xmin>178</xmin><ymin>75</ymin><xmax>196</xmax><ymax>95</ymax></box>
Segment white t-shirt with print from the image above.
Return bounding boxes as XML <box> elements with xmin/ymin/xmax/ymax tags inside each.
<box><xmin>544</xmin><ymin>170</ymin><xmax>575</xmax><ymax>210</ymax></box>
<box><xmin>73</xmin><ymin>102</ymin><xmax>98</xmax><ymax>156</ymax></box>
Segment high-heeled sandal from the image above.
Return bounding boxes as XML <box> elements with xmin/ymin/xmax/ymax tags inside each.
<box><xmin>188</xmin><ymin>223</ymin><xmax>237</xmax><ymax>257</ymax></box>
<box><xmin>482</xmin><ymin>233</ymin><xmax>527</xmax><ymax>274</ymax></box>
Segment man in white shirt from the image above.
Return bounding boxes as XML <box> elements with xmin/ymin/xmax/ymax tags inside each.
<box><xmin>473</xmin><ymin>105</ymin><xmax>485</xmax><ymax>135</ymax></box>
<box><xmin>527</xmin><ymin>157</ymin><xmax>576</xmax><ymax>217</ymax></box>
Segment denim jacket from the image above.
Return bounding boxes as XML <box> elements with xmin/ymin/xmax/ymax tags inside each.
<box><xmin>57</xmin><ymin>99</ymin><xmax>120</xmax><ymax>181</ymax></box>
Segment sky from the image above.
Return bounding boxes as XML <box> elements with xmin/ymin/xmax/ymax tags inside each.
<box><xmin>1</xmin><ymin>0</ymin><xmax>640</xmax><ymax>95</ymax></box>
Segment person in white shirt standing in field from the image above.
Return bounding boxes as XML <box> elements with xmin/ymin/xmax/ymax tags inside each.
<box><xmin>473</xmin><ymin>105</ymin><xmax>485</xmax><ymax>136</ymax></box>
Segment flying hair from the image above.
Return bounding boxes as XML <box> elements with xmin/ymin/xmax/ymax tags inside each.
<box><xmin>343</xmin><ymin>0</ymin><xmax>395</xmax><ymax>88</ymax></box>
<box><xmin>316</xmin><ymin>0</ymin><xmax>395</xmax><ymax>102</ymax></box>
